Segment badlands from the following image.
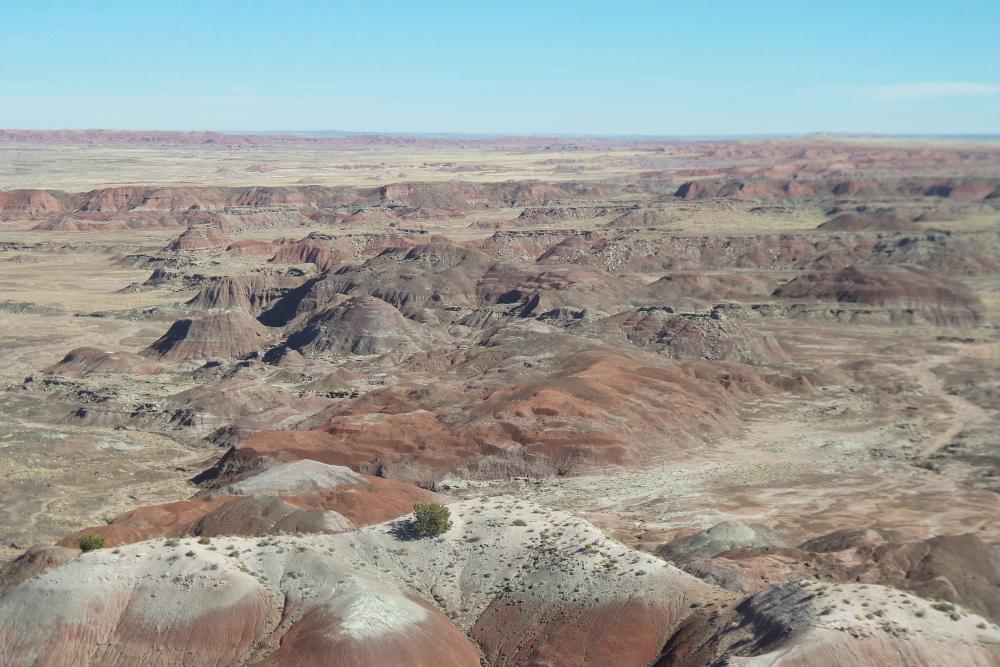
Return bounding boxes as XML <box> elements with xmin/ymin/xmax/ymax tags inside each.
<box><xmin>0</xmin><ymin>131</ymin><xmax>999</xmax><ymax>665</ymax></box>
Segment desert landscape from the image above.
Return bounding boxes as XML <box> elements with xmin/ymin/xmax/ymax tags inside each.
<box><xmin>0</xmin><ymin>129</ymin><xmax>997</xmax><ymax>665</ymax></box>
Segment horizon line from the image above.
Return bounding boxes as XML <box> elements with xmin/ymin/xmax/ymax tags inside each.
<box><xmin>2</xmin><ymin>128</ymin><xmax>1000</xmax><ymax>143</ymax></box>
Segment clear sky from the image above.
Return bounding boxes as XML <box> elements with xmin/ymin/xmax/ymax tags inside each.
<box><xmin>1</xmin><ymin>0</ymin><xmax>998</xmax><ymax>135</ymax></box>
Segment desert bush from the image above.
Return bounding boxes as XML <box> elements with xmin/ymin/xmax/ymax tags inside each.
<box><xmin>413</xmin><ymin>503</ymin><xmax>452</xmax><ymax>537</ymax></box>
<box><xmin>79</xmin><ymin>534</ymin><xmax>106</xmax><ymax>552</ymax></box>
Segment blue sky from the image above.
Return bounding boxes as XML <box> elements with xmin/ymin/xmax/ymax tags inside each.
<box><xmin>1</xmin><ymin>0</ymin><xmax>998</xmax><ymax>135</ymax></box>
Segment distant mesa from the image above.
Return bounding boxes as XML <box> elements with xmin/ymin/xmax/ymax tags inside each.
<box><xmin>817</xmin><ymin>210</ymin><xmax>922</xmax><ymax>232</ymax></box>
<box><xmin>285</xmin><ymin>295</ymin><xmax>430</xmax><ymax>356</ymax></box>
<box><xmin>269</xmin><ymin>241</ymin><xmax>337</xmax><ymax>271</ymax></box>
<box><xmin>774</xmin><ymin>265</ymin><xmax>984</xmax><ymax>326</ymax></box>
<box><xmin>605</xmin><ymin>207</ymin><xmax>675</xmax><ymax>228</ymax></box>
<box><xmin>830</xmin><ymin>179</ymin><xmax>878</xmax><ymax>197</ymax></box>
<box><xmin>674</xmin><ymin>180</ymin><xmax>711</xmax><ymax>200</ymax></box>
<box><xmin>674</xmin><ymin>179</ymin><xmax>784</xmax><ymax>201</ymax></box>
<box><xmin>44</xmin><ymin>347</ymin><xmax>165</xmax><ymax>378</ymax></box>
<box><xmin>477</xmin><ymin>262</ymin><xmax>647</xmax><ymax>319</ymax></box>
<box><xmin>674</xmin><ymin>176</ymin><xmax>1000</xmax><ymax>202</ymax></box>
<box><xmin>925</xmin><ymin>180</ymin><xmax>999</xmax><ymax>200</ymax></box>
<box><xmin>512</xmin><ymin>206</ymin><xmax>621</xmax><ymax>227</ymax></box>
<box><xmin>142</xmin><ymin>310</ymin><xmax>275</xmax><ymax>361</ymax></box>
<box><xmin>261</xmin><ymin>240</ymin><xmax>491</xmax><ymax>324</ymax></box>
<box><xmin>141</xmin><ymin>266</ymin><xmax>177</xmax><ymax>287</ymax></box>
<box><xmin>225</xmin><ymin>239</ymin><xmax>279</xmax><ymax>255</ymax></box>
<box><xmin>185</xmin><ymin>275</ymin><xmax>300</xmax><ymax>314</ymax></box>
<box><xmin>2</xmin><ymin>254</ymin><xmax>42</xmax><ymax>264</ymax></box>
<box><xmin>650</xmin><ymin>271</ymin><xmax>774</xmax><ymax>300</ymax></box>
<box><xmin>598</xmin><ymin>309</ymin><xmax>787</xmax><ymax>365</ymax></box>
<box><xmin>0</xmin><ymin>189</ymin><xmax>64</xmax><ymax>219</ymax></box>
<box><xmin>165</xmin><ymin>225</ymin><xmax>232</xmax><ymax>251</ymax></box>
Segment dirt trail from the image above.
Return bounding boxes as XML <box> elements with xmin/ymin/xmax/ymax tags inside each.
<box><xmin>910</xmin><ymin>349</ymin><xmax>992</xmax><ymax>459</ymax></box>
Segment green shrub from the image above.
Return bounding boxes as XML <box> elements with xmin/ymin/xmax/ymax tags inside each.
<box><xmin>197</xmin><ymin>536</ymin><xmax>211</xmax><ymax>545</ymax></box>
<box><xmin>79</xmin><ymin>534</ymin><xmax>107</xmax><ymax>552</ymax></box>
<box><xmin>412</xmin><ymin>503</ymin><xmax>452</xmax><ymax>537</ymax></box>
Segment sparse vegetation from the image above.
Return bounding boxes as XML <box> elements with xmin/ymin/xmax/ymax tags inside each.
<box><xmin>412</xmin><ymin>503</ymin><xmax>453</xmax><ymax>537</ymax></box>
<box><xmin>78</xmin><ymin>533</ymin><xmax>106</xmax><ymax>552</ymax></box>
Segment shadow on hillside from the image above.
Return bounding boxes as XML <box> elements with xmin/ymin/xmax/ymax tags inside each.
<box><xmin>388</xmin><ymin>519</ymin><xmax>421</xmax><ymax>541</ymax></box>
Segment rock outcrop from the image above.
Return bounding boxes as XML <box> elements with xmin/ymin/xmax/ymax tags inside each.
<box><xmin>657</xmin><ymin>579</ymin><xmax>1000</xmax><ymax>666</ymax></box>
<box><xmin>682</xmin><ymin>528</ymin><xmax>1000</xmax><ymax>622</ymax></box>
